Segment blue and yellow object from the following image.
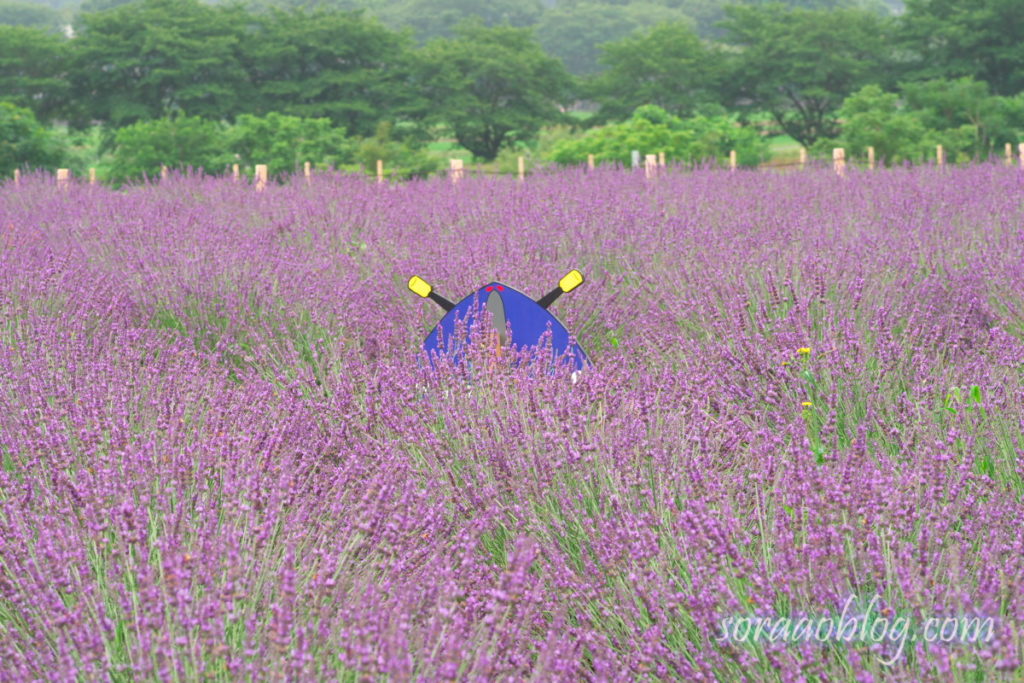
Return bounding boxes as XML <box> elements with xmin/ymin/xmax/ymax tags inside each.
<box><xmin>408</xmin><ymin>271</ymin><xmax>589</xmax><ymax>371</ymax></box>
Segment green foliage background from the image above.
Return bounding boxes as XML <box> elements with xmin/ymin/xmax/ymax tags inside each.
<box><xmin>106</xmin><ymin>115</ymin><xmax>232</xmax><ymax>184</ymax></box>
<box><xmin>228</xmin><ymin>113</ymin><xmax>354</xmax><ymax>177</ymax></box>
<box><xmin>813</xmin><ymin>81</ymin><xmax>1024</xmax><ymax>165</ymax></box>
<box><xmin>0</xmin><ymin>102</ymin><xmax>64</xmax><ymax>175</ymax></box>
<box><xmin>3</xmin><ymin>0</ymin><xmax>1024</xmax><ymax>179</ymax></box>
<box><xmin>551</xmin><ymin>105</ymin><xmax>769</xmax><ymax>167</ymax></box>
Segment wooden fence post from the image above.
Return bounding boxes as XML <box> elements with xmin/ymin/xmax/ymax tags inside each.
<box><xmin>1018</xmin><ymin>143</ymin><xmax>1024</xmax><ymax>170</ymax></box>
<box><xmin>799</xmin><ymin>147</ymin><xmax>807</xmax><ymax>170</ymax></box>
<box><xmin>376</xmin><ymin>159</ymin><xmax>384</xmax><ymax>184</ymax></box>
<box><xmin>255</xmin><ymin>164</ymin><xmax>267</xmax><ymax>191</ymax></box>
<box><xmin>232</xmin><ymin>164</ymin><xmax>240</xmax><ymax>182</ymax></box>
<box><xmin>1006</xmin><ymin>143</ymin><xmax>1013</xmax><ymax>166</ymax></box>
<box><xmin>936</xmin><ymin>145</ymin><xmax>945</xmax><ymax>167</ymax></box>
<box><xmin>658</xmin><ymin>151</ymin><xmax>666</xmax><ymax>167</ymax></box>
<box><xmin>587</xmin><ymin>154</ymin><xmax>595</xmax><ymax>171</ymax></box>
<box><xmin>833</xmin><ymin>148</ymin><xmax>846</xmax><ymax>177</ymax></box>
<box><xmin>304</xmin><ymin>161</ymin><xmax>311</xmax><ymax>184</ymax></box>
<box><xmin>89</xmin><ymin>168</ymin><xmax>97</xmax><ymax>185</ymax></box>
<box><xmin>450</xmin><ymin>158</ymin><xmax>463</xmax><ymax>183</ymax></box>
<box><xmin>13</xmin><ymin>169</ymin><xmax>20</xmax><ymax>186</ymax></box>
<box><xmin>729</xmin><ymin>150</ymin><xmax>737</xmax><ymax>171</ymax></box>
<box><xmin>867</xmin><ymin>146</ymin><xmax>875</xmax><ymax>171</ymax></box>
<box><xmin>644</xmin><ymin>154</ymin><xmax>657</xmax><ymax>179</ymax></box>
<box><xmin>160</xmin><ymin>165</ymin><xmax>168</xmax><ymax>181</ymax></box>
<box><xmin>57</xmin><ymin>168</ymin><xmax>69</xmax><ymax>190</ymax></box>
<box><xmin>631</xmin><ymin>150</ymin><xmax>640</xmax><ymax>169</ymax></box>
<box><xmin>517</xmin><ymin>156</ymin><xmax>525</xmax><ymax>182</ymax></box>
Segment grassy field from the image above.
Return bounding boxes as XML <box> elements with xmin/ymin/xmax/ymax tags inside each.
<box><xmin>1</xmin><ymin>164</ymin><xmax>1022</xmax><ymax>680</ymax></box>
<box><xmin>766</xmin><ymin>134</ymin><xmax>804</xmax><ymax>165</ymax></box>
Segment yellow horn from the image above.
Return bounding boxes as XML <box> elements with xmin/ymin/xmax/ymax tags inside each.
<box><xmin>408</xmin><ymin>276</ymin><xmax>432</xmax><ymax>298</ymax></box>
<box><xmin>558</xmin><ymin>269</ymin><xmax>584</xmax><ymax>293</ymax></box>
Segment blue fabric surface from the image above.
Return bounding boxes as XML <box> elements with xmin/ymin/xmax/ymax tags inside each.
<box><xmin>422</xmin><ymin>282</ymin><xmax>589</xmax><ymax>371</ymax></box>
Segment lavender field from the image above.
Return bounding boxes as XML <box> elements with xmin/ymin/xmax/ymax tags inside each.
<box><xmin>1</xmin><ymin>164</ymin><xmax>1023</xmax><ymax>681</ymax></box>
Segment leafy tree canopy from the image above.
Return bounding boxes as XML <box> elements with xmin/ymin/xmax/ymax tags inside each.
<box><xmin>0</xmin><ymin>25</ymin><xmax>68</xmax><ymax>122</ymax></box>
<box><xmin>0</xmin><ymin>101</ymin><xmax>65</xmax><ymax>175</ymax></box>
<box><xmin>68</xmin><ymin>0</ymin><xmax>250</xmax><ymax>128</ymax></box>
<box><xmin>590</xmin><ymin>21</ymin><xmax>722</xmax><ymax>123</ymax></box>
<box><xmin>809</xmin><ymin>85</ymin><xmax>931</xmax><ymax>164</ymax></box>
<box><xmin>227</xmin><ymin>112</ymin><xmax>354</xmax><ymax>177</ymax></box>
<box><xmin>107</xmin><ymin>114</ymin><xmax>232</xmax><ymax>184</ymax></box>
<box><xmin>899</xmin><ymin>0</ymin><xmax>1024</xmax><ymax>96</ymax></box>
<box><xmin>812</xmin><ymin>80</ymin><xmax>1024</xmax><ymax>165</ymax></box>
<box><xmin>238</xmin><ymin>8</ymin><xmax>419</xmax><ymax>137</ymax></box>
<box><xmin>534</xmin><ymin>2</ymin><xmax>684</xmax><ymax>76</ymax></box>
<box><xmin>413</xmin><ymin>23</ymin><xmax>572</xmax><ymax>160</ymax></box>
<box><xmin>551</xmin><ymin>104</ymin><xmax>769</xmax><ymax>166</ymax></box>
<box><xmin>901</xmin><ymin>77</ymin><xmax>1024</xmax><ymax>155</ymax></box>
<box><xmin>719</xmin><ymin>3</ymin><xmax>896</xmax><ymax>147</ymax></box>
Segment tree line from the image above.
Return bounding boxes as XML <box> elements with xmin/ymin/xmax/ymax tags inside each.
<box><xmin>2</xmin><ymin>0</ymin><xmax>1023</xmax><ymax>179</ymax></box>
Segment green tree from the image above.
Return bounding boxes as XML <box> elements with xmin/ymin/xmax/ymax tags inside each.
<box><xmin>899</xmin><ymin>0</ymin><xmax>1024</xmax><ymax>96</ymax></box>
<box><xmin>591</xmin><ymin>21</ymin><xmax>722</xmax><ymax>123</ymax></box>
<box><xmin>811</xmin><ymin>81</ymin><xmax>1023</xmax><ymax>165</ymax></box>
<box><xmin>901</xmin><ymin>77</ymin><xmax>1024</xmax><ymax>157</ymax></box>
<box><xmin>107</xmin><ymin>114</ymin><xmax>231</xmax><ymax>184</ymax></box>
<box><xmin>810</xmin><ymin>85</ymin><xmax>931</xmax><ymax>165</ymax></box>
<box><xmin>648</xmin><ymin>0</ymin><xmax>734</xmax><ymax>38</ymax></box>
<box><xmin>413</xmin><ymin>23</ymin><xmax>572</xmax><ymax>161</ymax></box>
<box><xmin>551</xmin><ymin>104</ymin><xmax>769</xmax><ymax>167</ymax></box>
<box><xmin>227</xmin><ymin>112</ymin><xmax>354</xmax><ymax>177</ymax></box>
<box><xmin>0</xmin><ymin>26</ymin><xmax>67</xmax><ymax>122</ymax></box>
<box><xmin>720</xmin><ymin>3</ymin><xmax>896</xmax><ymax>147</ymax></box>
<box><xmin>0</xmin><ymin>101</ymin><xmax>65</xmax><ymax>175</ymax></box>
<box><xmin>239</xmin><ymin>8</ymin><xmax>417</xmax><ymax>138</ymax></box>
<box><xmin>67</xmin><ymin>0</ymin><xmax>249</xmax><ymax>129</ymax></box>
<box><xmin>533</xmin><ymin>3</ymin><xmax>683</xmax><ymax>76</ymax></box>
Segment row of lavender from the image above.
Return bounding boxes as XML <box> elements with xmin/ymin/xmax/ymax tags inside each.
<box><xmin>1</xmin><ymin>165</ymin><xmax>1022</xmax><ymax>680</ymax></box>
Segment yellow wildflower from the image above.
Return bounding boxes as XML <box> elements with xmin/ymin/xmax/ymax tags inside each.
<box><xmin>801</xmin><ymin>401</ymin><xmax>813</xmax><ymax>407</ymax></box>
<box><xmin>797</xmin><ymin>347</ymin><xmax>811</xmax><ymax>355</ymax></box>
